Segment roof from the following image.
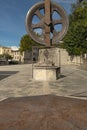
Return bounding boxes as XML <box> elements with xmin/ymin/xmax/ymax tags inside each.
<box><xmin>11</xmin><ymin>46</ymin><xmax>19</xmax><ymax>51</ymax></box>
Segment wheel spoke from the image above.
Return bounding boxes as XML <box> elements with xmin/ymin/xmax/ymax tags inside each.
<box><xmin>52</xmin><ymin>18</ymin><xmax>63</xmax><ymax>25</ymax></box>
<box><xmin>35</xmin><ymin>9</ymin><xmax>44</xmax><ymax>20</ymax></box>
<box><xmin>32</xmin><ymin>22</ymin><xmax>43</xmax><ymax>29</ymax></box>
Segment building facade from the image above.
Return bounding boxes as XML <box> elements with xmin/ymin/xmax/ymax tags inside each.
<box><xmin>0</xmin><ymin>46</ymin><xmax>22</xmax><ymax>64</ymax></box>
<box><xmin>0</xmin><ymin>46</ymin><xmax>11</xmax><ymax>55</ymax></box>
<box><xmin>11</xmin><ymin>46</ymin><xmax>21</xmax><ymax>62</ymax></box>
<box><xmin>0</xmin><ymin>46</ymin><xmax>12</xmax><ymax>64</ymax></box>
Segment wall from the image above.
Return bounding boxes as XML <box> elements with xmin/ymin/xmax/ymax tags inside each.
<box><xmin>36</xmin><ymin>48</ymin><xmax>83</xmax><ymax>66</ymax></box>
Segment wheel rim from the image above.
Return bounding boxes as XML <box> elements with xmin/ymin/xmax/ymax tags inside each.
<box><xmin>26</xmin><ymin>1</ymin><xmax>69</xmax><ymax>45</ymax></box>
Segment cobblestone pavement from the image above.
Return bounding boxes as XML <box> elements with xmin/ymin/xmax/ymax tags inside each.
<box><xmin>0</xmin><ymin>64</ymin><xmax>87</xmax><ymax>101</ymax></box>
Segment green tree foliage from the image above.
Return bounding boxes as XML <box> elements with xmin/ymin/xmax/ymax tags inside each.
<box><xmin>63</xmin><ymin>1</ymin><xmax>87</xmax><ymax>56</ymax></box>
<box><xmin>19</xmin><ymin>34</ymin><xmax>40</xmax><ymax>53</ymax></box>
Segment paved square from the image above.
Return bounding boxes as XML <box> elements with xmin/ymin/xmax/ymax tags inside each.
<box><xmin>0</xmin><ymin>64</ymin><xmax>87</xmax><ymax>101</ymax></box>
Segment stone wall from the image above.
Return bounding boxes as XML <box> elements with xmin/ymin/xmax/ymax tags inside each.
<box><xmin>60</xmin><ymin>49</ymin><xmax>83</xmax><ymax>65</ymax></box>
<box><xmin>36</xmin><ymin>48</ymin><xmax>83</xmax><ymax>66</ymax></box>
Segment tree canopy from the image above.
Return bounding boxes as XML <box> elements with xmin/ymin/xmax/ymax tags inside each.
<box><xmin>19</xmin><ymin>34</ymin><xmax>40</xmax><ymax>53</ymax></box>
<box><xmin>63</xmin><ymin>1</ymin><xmax>87</xmax><ymax>56</ymax></box>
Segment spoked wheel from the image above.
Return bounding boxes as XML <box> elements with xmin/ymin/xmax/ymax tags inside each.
<box><xmin>26</xmin><ymin>1</ymin><xmax>69</xmax><ymax>45</ymax></box>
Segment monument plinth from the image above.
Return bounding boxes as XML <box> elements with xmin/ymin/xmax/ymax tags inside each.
<box><xmin>33</xmin><ymin>66</ymin><xmax>60</xmax><ymax>81</ymax></box>
<box><xmin>26</xmin><ymin>0</ymin><xmax>69</xmax><ymax>80</ymax></box>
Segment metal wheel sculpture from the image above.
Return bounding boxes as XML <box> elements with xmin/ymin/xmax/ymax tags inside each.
<box><xmin>26</xmin><ymin>1</ymin><xmax>69</xmax><ymax>45</ymax></box>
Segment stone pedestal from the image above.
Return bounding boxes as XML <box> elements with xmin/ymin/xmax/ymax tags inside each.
<box><xmin>33</xmin><ymin>66</ymin><xmax>60</xmax><ymax>81</ymax></box>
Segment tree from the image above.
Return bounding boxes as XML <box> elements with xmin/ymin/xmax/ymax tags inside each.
<box><xmin>0</xmin><ymin>53</ymin><xmax>13</xmax><ymax>61</ymax></box>
<box><xmin>19</xmin><ymin>34</ymin><xmax>40</xmax><ymax>53</ymax></box>
<box><xmin>63</xmin><ymin>1</ymin><xmax>87</xmax><ymax>56</ymax></box>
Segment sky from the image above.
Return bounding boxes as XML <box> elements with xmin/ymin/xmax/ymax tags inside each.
<box><xmin>0</xmin><ymin>0</ymin><xmax>77</xmax><ymax>47</ymax></box>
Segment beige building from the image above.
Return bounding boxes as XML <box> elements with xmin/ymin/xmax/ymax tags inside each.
<box><xmin>0</xmin><ymin>46</ymin><xmax>32</xmax><ymax>63</ymax></box>
<box><xmin>11</xmin><ymin>46</ymin><xmax>21</xmax><ymax>62</ymax></box>
<box><xmin>0</xmin><ymin>46</ymin><xmax>22</xmax><ymax>63</ymax></box>
<box><xmin>0</xmin><ymin>46</ymin><xmax>11</xmax><ymax>55</ymax></box>
<box><xmin>0</xmin><ymin>46</ymin><xmax>12</xmax><ymax>64</ymax></box>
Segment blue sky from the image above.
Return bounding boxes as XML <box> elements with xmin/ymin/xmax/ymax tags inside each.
<box><xmin>0</xmin><ymin>0</ymin><xmax>76</xmax><ymax>47</ymax></box>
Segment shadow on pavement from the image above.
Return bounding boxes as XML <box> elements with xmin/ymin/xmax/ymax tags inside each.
<box><xmin>0</xmin><ymin>71</ymin><xmax>19</xmax><ymax>80</ymax></box>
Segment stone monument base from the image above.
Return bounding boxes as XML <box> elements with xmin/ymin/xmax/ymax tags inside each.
<box><xmin>33</xmin><ymin>66</ymin><xmax>60</xmax><ymax>81</ymax></box>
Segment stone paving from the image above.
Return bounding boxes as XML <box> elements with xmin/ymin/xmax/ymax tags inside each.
<box><xmin>0</xmin><ymin>64</ymin><xmax>87</xmax><ymax>101</ymax></box>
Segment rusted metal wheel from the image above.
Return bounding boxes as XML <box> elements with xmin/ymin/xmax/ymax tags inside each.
<box><xmin>26</xmin><ymin>1</ymin><xmax>69</xmax><ymax>45</ymax></box>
